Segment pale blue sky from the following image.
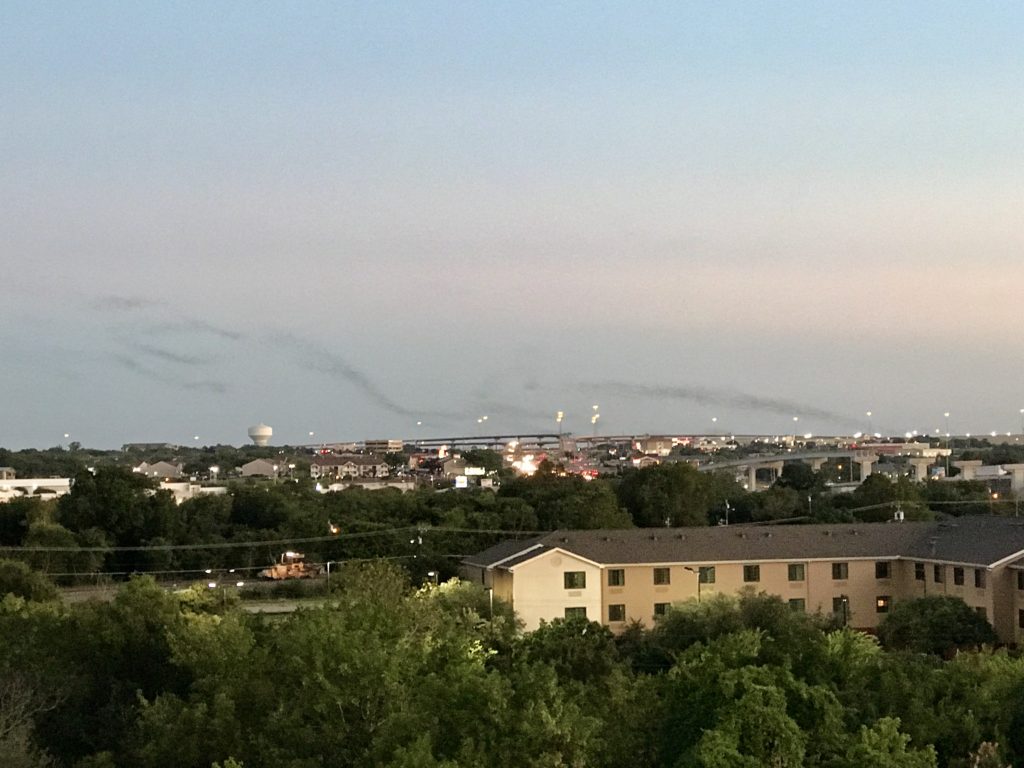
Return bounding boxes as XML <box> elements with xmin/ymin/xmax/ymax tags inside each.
<box><xmin>2</xmin><ymin>2</ymin><xmax>1023</xmax><ymax>447</ymax></box>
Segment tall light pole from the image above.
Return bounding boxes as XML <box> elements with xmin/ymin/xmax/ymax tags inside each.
<box><xmin>866</xmin><ymin>411</ymin><xmax>873</xmax><ymax>435</ymax></box>
<box><xmin>944</xmin><ymin>412</ymin><xmax>951</xmax><ymax>477</ymax></box>
<box><xmin>683</xmin><ymin>566</ymin><xmax>702</xmax><ymax>602</ymax></box>
<box><xmin>556</xmin><ymin>411</ymin><xmax>564</xmax><ymax>437</ymax></box>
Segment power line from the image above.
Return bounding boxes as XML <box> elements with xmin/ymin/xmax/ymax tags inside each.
<box><xmin>48</xmin><ymin>553</ymin><xmax>472</xmax><ymax>579</ymax></box>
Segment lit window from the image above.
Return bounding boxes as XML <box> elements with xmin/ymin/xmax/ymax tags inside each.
<box><xmin>564</xmin><ymin>571</ymin><xmax>586</xmax><ymax>590</ymax></box>
<box><xmin>653</xmin><ymin>567</ymin><xmax>671</xmax><ymax>585</ymax></box>
<box><xmin>832</xmin><ymin>562</ymin><xmax>849</xmax><ymax>580</ymax></box>
<box><xmin>788</xmin><ymin>564</ymin><xmax>805</xmax><ymax>582</ymax></box>
<box><xmin>607</xmin><ymin>569</ymin><xmax>625</xmax><ymax>587</ymax></box>
<box><xmin>876</xmin><ymin>596</ymin><xmax>891</xmax><ymax>613</ymax></box>
<box><xmin>608</xmin><ymin>604</ymin><xmax>626</xmax><ymax>622</ymax></box>
<box><xmin>743</xmin><ymin>564</ymin><xmax>760</xmax><ymax>583</ymax></box>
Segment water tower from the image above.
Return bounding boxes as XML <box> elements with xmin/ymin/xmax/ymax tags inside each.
<box><xmin>248</xmin><ymin>423</ymin><xmax>273</xmax><ymax>446</ymax></box>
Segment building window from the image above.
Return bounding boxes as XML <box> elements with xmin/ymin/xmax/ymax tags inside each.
<box><xmin>1019</xmin><ymin>609</ymin><xmax>1024</xmax><ymax>629</ymax></box>
<box><xmin>953</xmin><ymin>567</ymin><xmax>965</xmax><ymax>586</ymax></box>
<box><xmin>876</xmin><ymin>596</ymin><xmax>891</xmax><ymax>613</ymax></box>
<box><xmin>875</xmin><ymin>561</ymin><xmax>891</xmax><ymax>579</ymax></box>
<box><xmin>654</xmin><ymin>602</ymin><xmax>670</xmax><ymax>617</ymax></box>
<box><xmin>832</xmin><ymin>562</ymin><xmax>849</xmax><ymax>580</ymax></box>
<box><xmin>653</xmin><ymin>567</ymin><xmax>671</xmax><ymax>585</ymax></box>
<box><xmin>788</xmin><ymin>563</ymin><xmax>805</xmax><ymax>582</ymax></box>
<box><xmin>788</xmin><ymin>598</ymin><xmax>806</xmax><ymax>612</ymax></box>
<box><xmin>915</xmin><ymin>562</ymin><xmax>925</xmax><ymax>581</ymax></box>
<box><xmin>607</xmin><ymin>569</ymin><xmax>625</xmax><ymax>587</ymax></box>
<box><xmin>1017</xmin><ymin>571</ymin><xmax>1024</xmax><ymax>590</ymax></box>
<box><xmin>699</xmin><ymin>566</ymin><xmax>716</xmax><ymax>584</ymax></box>
<box><xmin>975</xmin><ymin>569</ymin><xmax>986</xmax><ymax>589</ymax></box>
<box><xmin>608</xmin><ymin>604</ymin><xmax>626</xmax><ymax>622</ymax></box>
<box><xmin>564</xmin><ymin>607</ymin><xmax>587</xmax><ymax>619</ymax></box>
<box><xmin>564</xmin><ymin>571</ymin><xmax>586</xmax><ymax>590</ymax></box>
<box><xmin>975</xmin><ymin>606</ymin><xmax>987</xmax><ymax>620</ymax></box>
<box><xmin>743</xmin><ymin>564</ymin><xmax>761</xmax><ymax>583</ymax></box>
<box><xmin>934</xmin><ymin>565</ymin><xmax>944</xmax><ymax>583</ymax></box>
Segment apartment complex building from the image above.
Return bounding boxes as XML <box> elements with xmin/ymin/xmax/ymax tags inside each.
<box><xmin>462</xmin><ymin>516</ymin><xmax>1024</xmax><ymax>643</ymax></box>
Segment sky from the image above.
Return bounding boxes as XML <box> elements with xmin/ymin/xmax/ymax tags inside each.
<box><xmin>2</xmin><ymin>2</ymin><xmax>1023</xmax><ymax>448</ymax></box>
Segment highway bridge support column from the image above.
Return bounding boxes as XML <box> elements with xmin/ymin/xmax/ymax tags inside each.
<box><xmin>953</xmin><ymin>460</ymin><xmax>983</xmax><ymax>481</ymax></box>
<box><xmin>908</xmin><ymin>458</ymin><xmax>932</xmax><ymax>482</ymax></box>
<box><xmin>1002</xmin><ymin>464</ymin><xmax>1024</xmax><ymax>492</ymax></box>
<box><xmin>856</xmin><ymin>458</ymin><xmax>875</xmax><ymax>481</ymax></box>
<box><xmin>747</xmin><ymin>465</ymin><xmax>757</xmax><ymax>492</ymax></box>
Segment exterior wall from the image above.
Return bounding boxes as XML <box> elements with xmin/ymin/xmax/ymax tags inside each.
<box><xmin>480</xmin><ymin>551</ymin><xmax>1024</xmax><ymax>644</ymax></box>
<box><xmin>510</xmin><ymin>550</ymin><xmax>602</xmax><ymax>631</ymax></box>
<box><xmin>601</xmin><ymin>563</ymin><xmax>697</xmax><ymax>628</ymax></box>
<box><xmin>998</xmin><ymin>566</ymin><xmax>1022</xmax><ymax>643</ymax></box>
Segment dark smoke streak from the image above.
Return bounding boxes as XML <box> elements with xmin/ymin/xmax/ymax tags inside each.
<box><xmin>274</xmin><ymin>334</ymin><xmax>458</xmax><ymax>420</ymax></box>
<box><xmin>591</xmin><ymin>381</ymin><xmax>859</xmax><ymax>427</ymax></box>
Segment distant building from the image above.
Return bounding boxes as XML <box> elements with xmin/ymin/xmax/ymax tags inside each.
<box><xmin>133</xmin><ymin>461</ymin><xmax>184</xmax><ymax>480</ymax></box>
<box><xmin>0</xmin><ymin>467</ymin><xmax>15</xmax><ymax>480</ymax></box>
<box><xmin>240</xmin><ymin>458</ymin><xmax>283</xmax><ymax>478</ymax></box>
<box><xmin>122</xmin><ymin>443</ymin><xmax>177</xmax><ymax>452</ymax></box>
<box><xmin>321</xmin><ymin>478</ymin><xmax>417</xmax><ymax>493</ymax></box>
<box><xmin>309</xmin><ymin>454</ymin><xmax>389</xmax><ymax>479</ymax></box>
<box><xmin>364</xmin><ymin>439</ymin><xmax>404</xmax><ymax>454</ymax></box>
<box><xmin>158</xmin><ymin>482</ymin><xmax>229</xmax><ymax>504</ymax></box>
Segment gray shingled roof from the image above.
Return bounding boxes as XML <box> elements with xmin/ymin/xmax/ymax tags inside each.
<box><xmin>465</xmin><ymin>517</ymin><xmax>1024</xmax><ymax>570</ymax></box>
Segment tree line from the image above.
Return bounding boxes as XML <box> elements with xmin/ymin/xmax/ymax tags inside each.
<box><xmin>0</xmin><ymin>460</ymin><xmax>1012</xmax><ymax>582</ymax></box>
<box><xmin>0</xmin><ymin>563</ymin><xmax>1021</xmax><ymax>768</ymax></box>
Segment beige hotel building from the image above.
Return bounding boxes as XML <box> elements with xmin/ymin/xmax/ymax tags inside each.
<box><xmin>463</xmin><ymin>516</ymin><xmax>1024</xmax><ymax>644</ymax></box>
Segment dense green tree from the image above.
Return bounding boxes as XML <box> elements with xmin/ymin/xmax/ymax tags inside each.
<box><xmin>0</xmin><ymin>560</ymin><xmax>58</xmax><ymax>602</ymax></box>
<box><xmin>617</xmin><ymin>463</ymin><xmax>732</xmax><ymax>527</ymax></box>
<box><xmin>878</xmin><ymin>597</ymin><xmax>997</xmax><ymax>656</ymax></box>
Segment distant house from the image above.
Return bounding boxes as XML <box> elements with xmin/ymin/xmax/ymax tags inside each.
<box><xmin>309</xmin><ymin>454</ymin><xmax>389</xmax><ymax>480</ymax></box>
<box><xmin>240</xmin><ymin>459</ymin><xmax>282</xmax><ymax>478</ymax></box>
<box><xmin>0</xmin><ymin>467</ymin><xmax>15</xmax><ymax>480</ymax></box>
<box><xmin>133</xmin><ymin>461</ymin><xmax>184</xmax><ymax>480</ymax></box>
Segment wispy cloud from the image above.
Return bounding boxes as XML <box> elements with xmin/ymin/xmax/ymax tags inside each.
<box><xmin>589</xmin><ymin>381</ymin><xmax>859</xmax><ymax>427</ymax></box>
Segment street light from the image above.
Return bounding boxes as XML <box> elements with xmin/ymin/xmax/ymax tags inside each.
<box><xmin>556</xmin><ymin>411</ymin><xmax>564</xmax><ymax>436</ymax></box>
<box><xmin>683</xmin><ymin>566</ymin><xmax>703</xmax><ymax>602</ymax></box>
<box><xmin>944</xmin><ymin>412</ymin><xmax>951</xmax><ymax>477</ymax></box>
